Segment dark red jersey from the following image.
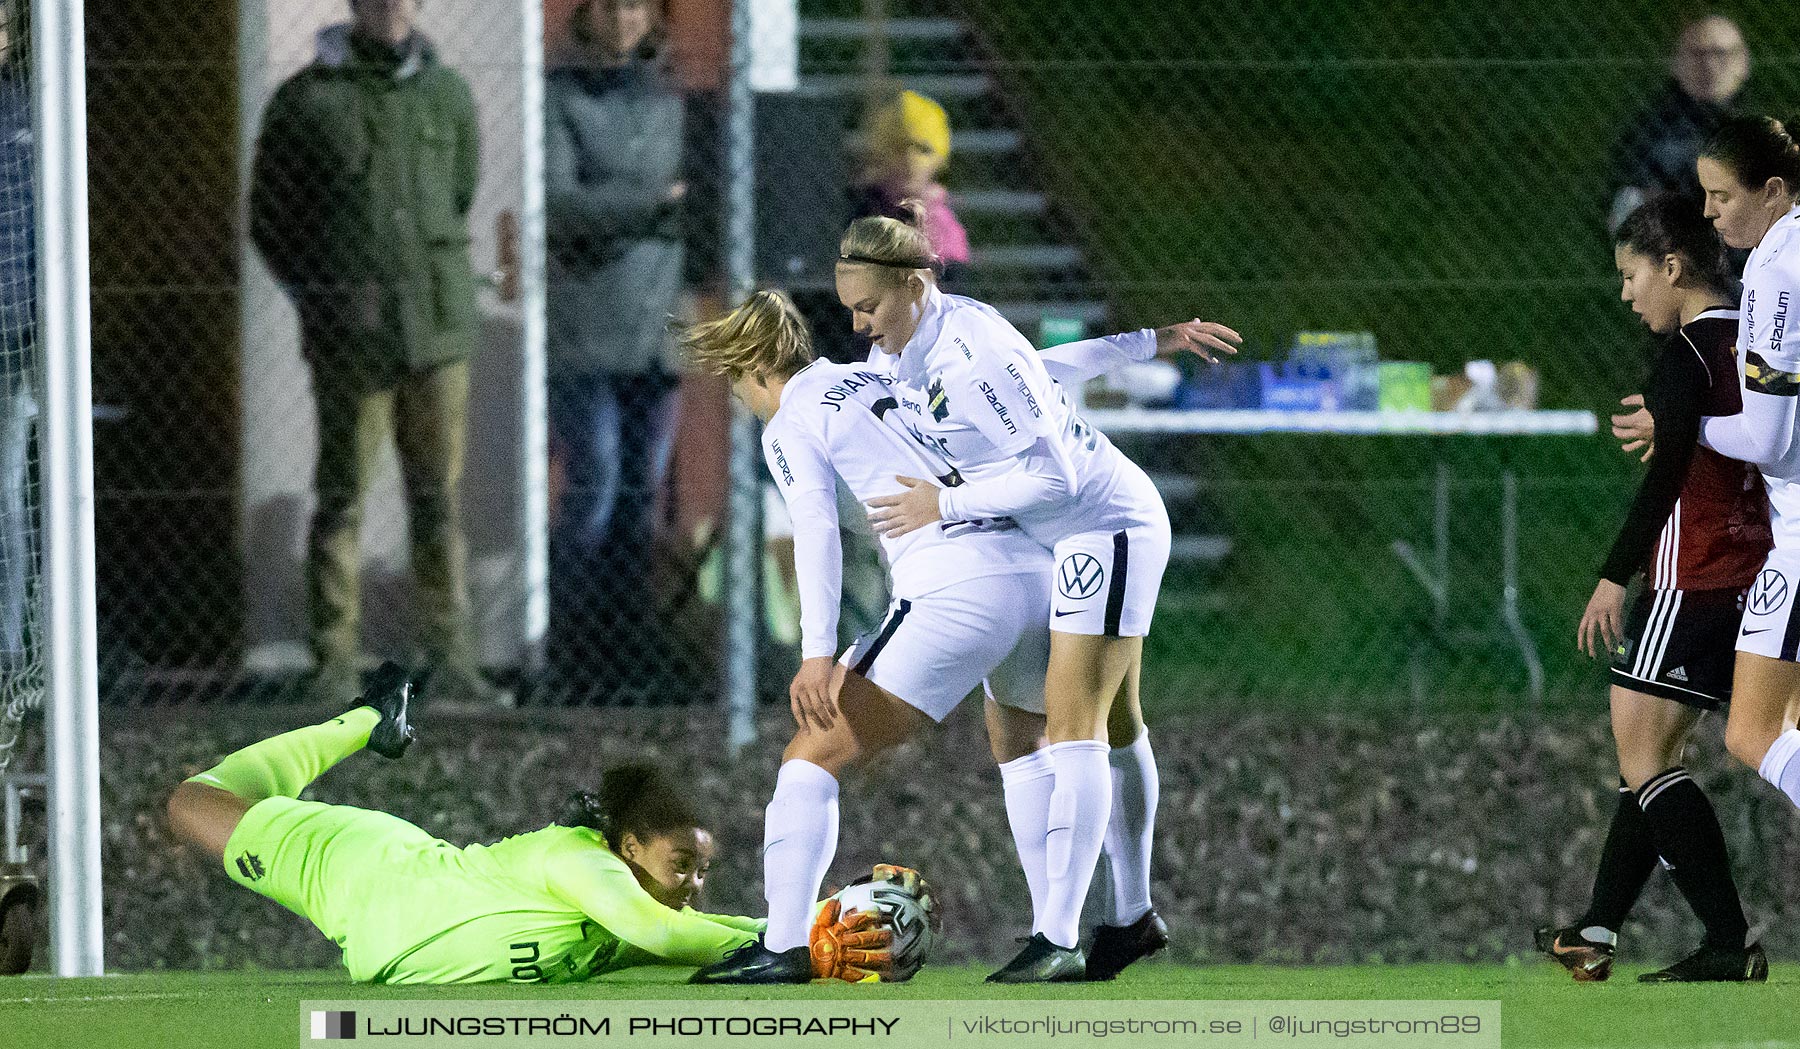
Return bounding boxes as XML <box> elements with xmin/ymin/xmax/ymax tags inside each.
<box><xmin>1601</xmin><ymin>307</ymin><xmax>1772</xmax><ymax>592</ymax></box>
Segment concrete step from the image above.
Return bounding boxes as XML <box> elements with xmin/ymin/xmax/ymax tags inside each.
<box><xmin>843</xmin><ymin>128</ymin><xmax>1022</xmax><ymax>157</ymax></box>
<box><xmin>1169</xmin><ymin>535</ymin><xmax>1233</xmax><ymax>563</ymax></box>
<box><xmin>797</xmin><ymin>72</ymin><xmax>993</xmax><ymax>98</ymax></box>
<box><xmin>952</xmin><ymin>189</ymin><xmax>1047</xmax><ymax>215</ymax></box>
<box><xmin>992</xmin><ymin>300</ymin><xmax>1109</xmax><ymax>329</ymax></box>
<box><xmin>952</xmin><ymin>128</ymin><xmax>1021</xmax><ymax>154</ymax></box>
<box><xmin>798</xmin><ymin>16</ymin><xmax>966</xmax><ymax>41</ymax></box>
<box><xmin>971</xmin><ymin>244</ymin><xmax>1083</xmax><ymax>270</ymax></box>
<box><xmin>1146</xmin><ymin>472</ymin><xmax>1199</xmax><ymax>501</ymax></box>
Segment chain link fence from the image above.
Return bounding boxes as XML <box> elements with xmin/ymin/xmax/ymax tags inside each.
<box><xmin>783</xmin><ymin>0</ymin><xmax>1800</xmax><ymax>713</ymax></box>
<box><xmin>1</xmin><ymin>0</ymin><xmax>1798</xmax><ymax>977</ymax></box>
<box><xmin>87</xmin><ymin>0</ymin><xmax>744</xmax><ymax>708</ymax></box>
<box><xmin>61</xmin><ymin>0</ymin><xmax>1800</xmax><ymax>720</ymax></box>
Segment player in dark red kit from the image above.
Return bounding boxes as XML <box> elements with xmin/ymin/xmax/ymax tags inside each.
<box><xmin>1538</xmin><ymin>193</ymin><xmax>1771</xmax><ymax>983</ymax></box>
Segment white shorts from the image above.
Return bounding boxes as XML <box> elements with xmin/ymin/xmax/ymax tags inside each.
<box><xmin>840</xmin><ymin>572</ymin><xmax>1052</xmax><ymax>722</ymax></box>
<box><xmin>1737</xmin><ymin>550</ymin><xmax>1800</xmax><ymax>661</ymax></box>
<box><xmin>1047</xmin><ymin>524</ymin><xmax>1171</xmax><ymax>637</ymax></box>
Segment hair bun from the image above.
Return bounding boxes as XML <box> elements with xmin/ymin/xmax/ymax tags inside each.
<box><xmin>556</xmin><ymin>791</ymin><xmax>604</xmax><ymax>830</ymax></box>
<box><xmin>895</xmin><ymin>198</ymin><xmax>930</xmax><ymax>231</ymax></box>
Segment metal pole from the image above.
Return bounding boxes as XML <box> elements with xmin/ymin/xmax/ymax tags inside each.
<box><xmin>33</xmin><ymin>0</ymin><xmax>105</xmax><ymax>976</ymax></box>
<box><xmin>724</xmin><ymin>0</ymin><xmax>759</xmax><ymax>753</ymax></box>
<box><xmin>518</xmin><ymin>0</ymin><xmax>548</xmax><ymax>675</ymax></box>
<box><xmin>1500</xmin><ymin>470</ymin><xmax>1544</xmax><ymax>706</ymax></box>
<box><xmin>1432</xmin><ymin>460</ymin><xmax>1449</xmax><ymax>629</ymax></box>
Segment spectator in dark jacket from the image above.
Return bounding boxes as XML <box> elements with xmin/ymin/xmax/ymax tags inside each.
<box><xmin>250</xmin><ymin>0</ymin><xmax>508</xmax><ymax>708</ymax></box>
<box><xmin>544</xmin><ymin>0</ymin><xmax>687</xmax><ymax>689</ymax></box>
<box><xmin>1608</xmin><ymin>15</ymin><xmax>1751</xmax><ymax>233</ymax></box>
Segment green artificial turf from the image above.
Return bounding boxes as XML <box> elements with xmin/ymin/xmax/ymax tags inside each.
<box><xmin>3</xmin><ymin>962</ymin><xmax>1796</xmax><ymax>1049</ymax></box>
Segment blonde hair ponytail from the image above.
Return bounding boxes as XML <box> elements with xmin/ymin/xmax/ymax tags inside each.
<box><xmin>679</xmin><ymin>290</ymin><xmax>815</xmax><ymax>382</ymax></box>
<box><xmin>838</xmin><ymin>201</ymin><xmax>939</xmax><ymax>284</ymax></box>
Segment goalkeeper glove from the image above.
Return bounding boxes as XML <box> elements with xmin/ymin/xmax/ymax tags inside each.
<box><xmin>873</xmin><ymin>863</ymin><xmax>937</xmax><ymax>921</ymax></box>
<box><xmin>809</xmin><ymin>898</ymin><xmax>894</xmax><ymax>983</ymax></box>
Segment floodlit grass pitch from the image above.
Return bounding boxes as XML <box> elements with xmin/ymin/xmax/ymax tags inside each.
<box><xmin>2</xmin><ymin>964</ymin><xmax>1796</xmax><ymax>1048</ymax></box>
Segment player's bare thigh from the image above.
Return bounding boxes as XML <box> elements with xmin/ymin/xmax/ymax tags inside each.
<box><xmin>167</xmin><ymin>781</ymin><xmax>256</xmax><ymax>860</ymax></box>
<box><xmin>1106</xmin><ymin>654</ymin><xmax>1144</xmax><ymax>747</ymax></box>
<box><xmin>985</xmin><ymin>697</ymin><xmax>1047</xmax><ymax>765</ymax></box>
<box><xmin>1044</xmin><ymin>631</ymin><xmax>1141</xmax><ymax>743</ymax></box>
<box><xmin>1723</xmin><ymin>652</ymin><xmax>1800</xmax><ymax>768</ymax></box>
<box><xmin>783</xmin><ymin>668</ymin><xmax>930</xmax><ymax>776</ymax></box>
<box><xmin>1608</xmin><ymin>685</ymin><xmax>1702</xmax><ymax>789</ymax></box>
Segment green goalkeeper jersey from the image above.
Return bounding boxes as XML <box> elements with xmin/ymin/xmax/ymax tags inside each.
<box><xmin>225</xmin><ymin>798</ymin><xmax>765</xmax><ymax>985</ymax></box>
<box><xmin>355</xmin><ymin>824</ymin><xmax>765</xmax><ymax>984</ymax></box>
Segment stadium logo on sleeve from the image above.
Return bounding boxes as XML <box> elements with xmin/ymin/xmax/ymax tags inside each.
<box><xmin>1750</xmin><ymin>569</ymin><xmax>1790</xmax><ymax>616</ymax></box>
<box><xmin>978</xmin><ymin>381</ymin><xmax>1017</xmax><ymax>435</ymax></box>
<box><xmin>1058</xmin><ymin>553</ymin><xmax>1105</xmax><ymax>599</ymax></box>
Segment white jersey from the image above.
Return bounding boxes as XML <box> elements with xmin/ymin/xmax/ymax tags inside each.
<box><xmin>1738</xmin><ymin>205</ymin><xmax>1800</xmax><ymax>549</ymax></box>
<box><xmin>874</xmin><ymin>287</ymin><xmax>1166</xmax><ymax>549</ymax></box>
<box><xmin>761</xmin><ymin>359</ymin><xmax>1049</xmax><ymax>657</ymax></box>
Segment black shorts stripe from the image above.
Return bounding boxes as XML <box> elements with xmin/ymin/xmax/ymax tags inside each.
<box><xmin>1104</xmin><ymin>530</ymin><xmax>1129</xmax><ymax>636</ymax></box>
<box><xmin>1609</xmin><ymin>586</ymin><xmax>1740</xmax><ymax>711</ymax></box>
<box><xmin>1780</xmin><ymin>592</ymin><xmax>1800</xmax><ymax>662</ymax></box>
<box><xmin>853</xmin><ymin>599</ymin><xmax>912</xmax><ymax>676</ymax></box>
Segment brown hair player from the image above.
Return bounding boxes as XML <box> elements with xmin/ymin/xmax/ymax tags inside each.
<box><xmin>1539</xmin><ymin>192</ymin><xmax>1770</xmax><ymax>984</ymax></box>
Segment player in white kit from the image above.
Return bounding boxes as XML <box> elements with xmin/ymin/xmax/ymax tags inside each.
<box><xmin>679</xmin><ymin>291</ymin><xmax>1234</xmax><ymax>983</ymax></box>
<box><xmin>839</xmin><ymin>209</ymin><xmax>1238</xmax><ymax>981</ymax></box>
<box><xmin>1681</xmin><ymin>118</ymin><xmax>1800</xmax><ymax>845</ymax></box>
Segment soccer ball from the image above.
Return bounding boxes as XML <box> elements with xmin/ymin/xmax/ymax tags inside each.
<box><xmin>832</xmin><ymin>875</ymin><xmax>935</xmax><ymax>981</ymax></box>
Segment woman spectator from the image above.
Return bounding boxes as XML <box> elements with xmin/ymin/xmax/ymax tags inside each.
<box><xmin>544</xmin><ymin>0</ymin><xmax>687</xmax><ymax>691</ymax></box>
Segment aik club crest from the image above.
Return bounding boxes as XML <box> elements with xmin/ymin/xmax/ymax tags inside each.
<box><xmin>927</xmin><ymin>376</ymin><xmax>950</xmax><ymax>422</ymax></box>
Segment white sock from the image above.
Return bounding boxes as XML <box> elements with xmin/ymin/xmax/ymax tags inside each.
<box><xmin>999</xmin><ymin>749</ymin><xmax>1056</xmax><ymax>934</ymax></box>
<box><xmin>761</xmin><ymin>760</ymin><xmax>839</xmax><ymax>952</ymax></box>
<box><xmin>1040</xmin><ymin>739</ymin><xmax>1112</xmax><ymax>950</ymax></box>
<box><xmin>1104</xmin><ymin>729</ymin><xmax>1159</xmax><ymax>926</ymax></box>
<box><xmin>1757</xmin><ymin>728</ymin><xmax>1800</xmax><ymax>810</ymax></box>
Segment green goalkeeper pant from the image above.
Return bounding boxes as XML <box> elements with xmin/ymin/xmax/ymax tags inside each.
<box><xmin>222</xmin><ymin>795</ymin><xmax>443</xmax><ymax>980</ymax></box>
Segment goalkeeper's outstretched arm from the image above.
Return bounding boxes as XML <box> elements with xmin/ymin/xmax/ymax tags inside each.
<box><xmin>545</xmin><ymin>845</ymin><xmax>760</xmax><ymax>966</ymax></box>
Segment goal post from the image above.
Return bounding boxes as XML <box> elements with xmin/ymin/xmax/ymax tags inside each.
<box><xmin>33</xmin><ymin>0</ymin><xmax>104</xmax><ymax>977</ymax></box>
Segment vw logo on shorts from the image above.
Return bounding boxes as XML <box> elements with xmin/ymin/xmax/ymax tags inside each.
<box><xmin>1058</xmin><ymin>553</ymin><xmax>1105</xmax><ymax>600</ymax></box>
<box><xmin>1751</xmin><ymin>569</ymin><xmax>1791</xmax><ymax>617</ymax></box>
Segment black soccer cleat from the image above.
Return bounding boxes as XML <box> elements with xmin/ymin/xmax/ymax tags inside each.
<box><xmin>688</xmin><ymin>939</ymin><xmax>813</xmax><ymax>984</ymax></box>
<box><xmin>986</xmin><ymin>933</ymin><xmax>1087</xmax><ymax>984</ymax></box>
<box><xmin>1534</xmin><ymin>925</ymin><xmax>1615</xmax><ymax>982</ymax></box>
<box><xmin>1085</xmin><ymin>909</ymin><xmax>1171</xmax><ymax>981</ymax></box>
<box><xmin>1638</xmin><ymin>941</ymin><xmax>1768</xmax><ymax>983</ymax></box>
<box><xmin>359</xmin><ymin>661</ymin><xmax>417</xmax><ymax>759</ymax></box>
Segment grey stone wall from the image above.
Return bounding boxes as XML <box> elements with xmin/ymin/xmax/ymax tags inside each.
<box><xmin>24</xmin><ymin>703</ymin><xmax>1800</xmax><ymax>972</ymax></box>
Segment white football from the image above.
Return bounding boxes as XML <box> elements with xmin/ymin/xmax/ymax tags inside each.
<box><xmin>832</xmin><ymin>876</ymin><xmax>935</xmax><ymax>981</ymax></box>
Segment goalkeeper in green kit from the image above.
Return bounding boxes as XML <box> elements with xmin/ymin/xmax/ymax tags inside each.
<box><xmin>165</xmin><ymin>664</ymin><xmax>894</xmax><ymax>984</ymax></box>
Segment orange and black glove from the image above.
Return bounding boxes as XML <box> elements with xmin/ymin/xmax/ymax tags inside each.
<box><xmin>808</xmin><ymin>898</ymin><xmax>895</xmax><ymax>983</ymax></box>
<box><xmin>873</xmin><ymin>863</ymin><xmax>937</xmax><ymax>920</ymax></box>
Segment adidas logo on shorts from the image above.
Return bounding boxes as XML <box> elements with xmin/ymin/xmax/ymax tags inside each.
<box><xmin>1666</xmin><ymin>666</ymin><xmax>1689</xmax><ymax>683</ymax></box>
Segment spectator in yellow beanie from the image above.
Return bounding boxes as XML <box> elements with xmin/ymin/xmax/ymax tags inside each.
<box><xmin>853</xmin><ymin>89</ymin><xmax>970</xmax><ymax>283</ymax></box>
